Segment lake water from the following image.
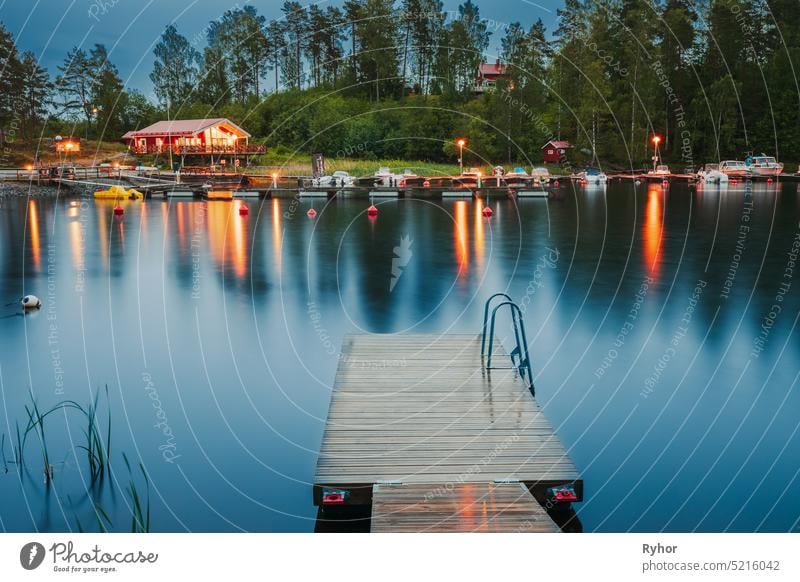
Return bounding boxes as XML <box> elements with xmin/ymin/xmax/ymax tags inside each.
<box><xmin>1</xmin><ymin>181</ymin><xmax>799</xmax><ymax>532</ymax></box>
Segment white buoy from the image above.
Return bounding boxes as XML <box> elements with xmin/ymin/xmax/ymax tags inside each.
<box><xmin>21</xmin><ymin>295</ymin><xmax>41</xmax><ymax>310</ymax></box>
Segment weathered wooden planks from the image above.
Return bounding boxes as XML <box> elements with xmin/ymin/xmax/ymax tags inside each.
<box><xmin>371</xmin><ymin>482</ymin><xmax>560</xmax><ymax>533</ymax></box>
<box><xmin>313</xmin><ymin>334</ymin><xmax>581</xmax><ymax>509</ymax></box>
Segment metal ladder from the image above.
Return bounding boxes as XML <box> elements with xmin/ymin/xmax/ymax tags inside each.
<box><xmin>480</xmin><ymin>293</ymin><xmax>535</xmax><ymax>396</ymax></box>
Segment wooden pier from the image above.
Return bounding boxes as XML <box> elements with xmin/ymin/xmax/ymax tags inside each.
<box><xmin>314</xmin><ymin>332</ymin><xmax>581</xmax><ymax>532</ymax></box>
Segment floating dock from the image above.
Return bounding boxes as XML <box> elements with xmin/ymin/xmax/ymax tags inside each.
<box><xmin>314</xmin><ymin>330</ymin><xmax>581</xmax><ymax>532</ymax></box>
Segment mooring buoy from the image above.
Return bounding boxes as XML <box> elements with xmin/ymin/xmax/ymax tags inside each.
<box><xmin>21</xmin><ymin>295</ymin><xmax>41</xmax><ymax>310</ymax></box>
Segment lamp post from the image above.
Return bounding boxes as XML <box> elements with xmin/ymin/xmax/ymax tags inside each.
<box><xmin>91</xmin><ymin>107</ymin><xmax>99</xmax><ymax>141</ymax></box>
<box><xmin>651</xmin><ymin>135</ymin><xmax>661</xmax><ymax>173</ymax></box>
<box><xmin>457</xmin><ymin>138</ymin><xmax>466</xmax><ymax>175</ymax></box>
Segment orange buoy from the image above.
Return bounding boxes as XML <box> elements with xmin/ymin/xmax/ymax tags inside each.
<box><xmin>307</xmin><ymin>208</ymin><xmax>317</xmax><ymax>218</ymax></box>
<box><xmin>239</xmin><ymin>204</ymin><xmax>249</xmax><ymax>216</ymax></box>
<box><xmin>482</xmin><ymin>206</ymin><xmax>493</xmax><ymax>217</ymax></box>
<box><xmin>367</xmin><ymin>204</ymin><xmax>378</xmax><ymax>217</ymax></box>
<box><xmin>113</xmin><ymin>205</ymin><xmax>124</xmax><ymax>216</ymax></box>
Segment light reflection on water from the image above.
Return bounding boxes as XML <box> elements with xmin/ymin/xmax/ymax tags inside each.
<box><xmin>0</xmin><ymin>181</ymin><xmax>798</xmax><ymax>532</ymax></box>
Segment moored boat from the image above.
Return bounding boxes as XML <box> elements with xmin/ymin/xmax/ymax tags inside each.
<box><xmin>697</xmin><ymin>163</ymin><xmax>729</xmax><ymax>184</ymax></box>
<box><xmin>530</xmin><ymin>167</ymin><xmax>551</xmax><ymax>184</ymax></box>
<box><xmin>576</xmin><ymin>167</ymin><xmax>608</xmax><ymax>184</ymax></box>
<box><xmin>745</xmin><ymin>154</ymin><xmax>783</xmax><ymax>177</ymax></box>
<box><xmin>719</xmin><ymin>160</ymin><xmax>749</xmax><ymax>178</ymax></box>
<box><xmin>647</xmin><ymin>164</ymin><xmax>671</xmax><ymax>177</ymax></box>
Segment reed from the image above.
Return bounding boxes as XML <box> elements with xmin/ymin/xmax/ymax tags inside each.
<box><xmin>24</xmin><ymin>398</ymin><xmax>52</xmax><ymax>483</ymax></box>
<box><xmin>80</xmin><ymin>387</ymin><xmax>111</xmax><ymax>480</ymax></box>
<box><xmin>122</xmin><ymin>453</ymin><xmax>151</xmax><ymax>533</ymax></box>
<box><xmin>0</xmin><ymin>433</ymin><xmax>7</xmax><ymax>472</ymax></box>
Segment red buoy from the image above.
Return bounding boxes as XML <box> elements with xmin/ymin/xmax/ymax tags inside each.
<box><xmin>662</xmin><ymin>179</ymin><xmax>669</xmax><ymax>186</ymax></box>
<box><xmin>767</xmin><ymin>177</ymin><xmax>773</xmax><ymax>184</ymax></box>
<box><xmin>113</xmin><ymin>205</ymin><xmax>124</xmax><ymax>216</ymax></box>
<box><xmin>239</xmin><ymin>204</ymin><xmax>249</xmax><ymax>216</ymax></box>
<box><xmin>423</xmin><ymin>180</ymin><xmax>430</xmax><ymax>188</ymax></box>
<box><xmin>554</xmin><ymin>180</ymin><xmax>559</xmax><ymax>187</ymax></box>
<box><xmin>482</xmin><ymin>206</ymin><xmax>493</xmax><ymax>217</ymax></box>
<box><xmin>307</xmin><ymin>207</ymin><xmax>317</xmax><ymax>218</ymax></box>
<box><xmin>367</xmin><ymin>204</ymin><xmax>378</xmax><ymax>217</ymax></box>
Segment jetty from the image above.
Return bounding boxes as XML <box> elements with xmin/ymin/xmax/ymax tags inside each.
<box><xmin>313</xmin><ymin>296</ymin><xmax>581</xmax><ymax>532</ymax></box>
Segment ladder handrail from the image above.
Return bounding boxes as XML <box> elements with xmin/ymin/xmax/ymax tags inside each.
<box><xmin>485</xmin><ymin>300</ymin><xmax>535</xmax><ymax>396</ymax></box>
<box><xmin>481</xmin><ymin>293</ymin><xmax>513</xmax><ymax>356</ymax></box>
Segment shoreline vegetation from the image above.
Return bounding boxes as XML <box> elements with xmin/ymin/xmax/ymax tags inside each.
<box><xmin>2</xmin><ymin>2</ymin><xmax>800</xmax><ymax>171</ymax></box>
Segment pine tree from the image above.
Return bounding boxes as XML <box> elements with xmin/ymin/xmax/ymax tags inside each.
<box><xmin>17</xmin><ymin>51</ymin><xmax>51</xmax><ymax>140</ymax></box>
<box><xmin>150</xmin><ymin>25</ymin><xmax>200</xmax><ymax>109</ymax></box>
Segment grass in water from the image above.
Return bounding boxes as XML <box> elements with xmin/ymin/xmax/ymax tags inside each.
<box><xmin>122</xmin><ymin>453</ymin><xmax>151</xmax><ymax>533</ymax></box>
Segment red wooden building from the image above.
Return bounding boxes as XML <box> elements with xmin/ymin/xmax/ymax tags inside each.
<box><xmin>122</xmin><ymin>118</ymin><xmax>264</xmax><ymax>155</ymax></box>
<box><xmin>542</xmin><ymin>140</ymin><xmax>572</xmax><ymax>164</ymax></box>
<box><xmin>475</xmin><ymin>59</ymin><xmax>509</xmax><ymax>93</ymax></box>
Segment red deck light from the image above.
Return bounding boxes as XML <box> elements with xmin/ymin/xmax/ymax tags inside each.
<box><xmin>322</xmin><ymin>489</ymin><xmax>348</xmax><ymax>505</ymax></box>
<box><xmin>547</xmin><ymin>484</ymin><xmax>578</xmax><ymax>503</ymax></box>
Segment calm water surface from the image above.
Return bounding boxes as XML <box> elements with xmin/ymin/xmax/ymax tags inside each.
<box><xmin>1</xmin><ymin>181</ymin><xmax>799</xmax><ymax>532</ymax></box>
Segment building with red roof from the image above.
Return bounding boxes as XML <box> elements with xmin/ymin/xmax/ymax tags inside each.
<box><xmin>122</xmin><ymin>118</ymin><xmax>264</xmax><ymax>156</ymax></box>
<box><xmin>542</xmin><ymin>140</ymin><xmax>572</xmax><ymax>164</ymax></box>
<box><xmin>475</xmin><ymin>59</ymin><xmax>509</xmax><ymax>93</ymax></box>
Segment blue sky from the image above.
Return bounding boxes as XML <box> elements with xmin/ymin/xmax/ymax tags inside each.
<box><xmin>0</xmin><ymin>0</ymin><xmax>562</xmax><ymax>99</ymax></box>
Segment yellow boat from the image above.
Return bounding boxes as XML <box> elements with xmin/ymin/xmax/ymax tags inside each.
<box><xmin>94</xmin><ymin>185</ymin><xmax>144</xmax><ymax>200</ymax></box>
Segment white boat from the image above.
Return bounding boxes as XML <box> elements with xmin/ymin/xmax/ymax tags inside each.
<box><xmin>530</xmin><ymin>167</ymin><xmax>551</xmax><ymax>184</ymax></box>
<box><xmin>313</xmin><ymin>170</ymin><xmax>355</xmax><ymax>187</ymax></box>
<box><xmin>719</xmin><ymin>160</ymin><xmax>749</xmax><ymax>178</ymax></box>
<box><xmin>374</xmin><ymin>167</ymin><xmax>416</xmax><ymax>187</ymax></box>
<box><xmin>648</xmin><ymin>164</ymin><xmax>671</xmax><ymax>176</ymax></box>
<box><xmin>373</xmin><ymin>166</ymin><xmax>395</xmax><ymax>187</ymax></box>
<box><xmin>697</xmin><ymin>163</ymin><xmax>729</xmax><ymax>184</ymax></box>
<box><xmin>745</xmin><ymin>155</ymin><xmax>783</xmax><ymax>177</ymax></box>
<box><xmin>395</xmin><ymin>169</ymin><xmax>418</xmax><ymax>188</ymax></box>
<box><xmin>576</xmin><ymin>167</ymin><xmax>608</xmax><ymax>184</ymax></box>
<box><xmin>505</xmin><ymin>167</ymin><xmax>530</xmax><ymax>188</ymax></box>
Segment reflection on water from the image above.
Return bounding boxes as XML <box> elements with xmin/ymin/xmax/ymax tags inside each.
<box><xmin>644</xmin><ymin>184</ymin><xmax>664</xmax><ymax>278</ymax></box>
<box><xmin>454</xmin><ymin>200</ymin><xmax>469</xmax><ymax>279</ymax></box>
<box><xmin>0</xmin><ymin>183</ymin><xmax>799</xmax><ymax>533</ymax></box>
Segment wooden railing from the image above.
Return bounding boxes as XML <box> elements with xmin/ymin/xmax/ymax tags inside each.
<box><xmin>131</xmin><ymin>144</ymin><xmax>266</xmax><ymax>155</ymax></box>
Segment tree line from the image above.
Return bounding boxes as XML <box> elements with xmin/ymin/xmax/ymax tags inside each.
<box><xmin>1</xmin><ymin>1</ymin><xmax>799</xmax><ymax>166</ymax></box>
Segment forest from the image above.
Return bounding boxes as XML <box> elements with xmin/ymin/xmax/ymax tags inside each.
<box><xmin>1</xmin><ymin>0</ymin><xmax>799</xmax><ymax>168</ymax></box>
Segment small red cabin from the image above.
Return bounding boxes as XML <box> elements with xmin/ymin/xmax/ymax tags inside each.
<box><xmin>475</xmin><ymin>59</ymin><xmax>509</xmax><ymax>93</ymax></box>
<box><xmin>122</xmin><ymin>118</ymin><xmax>263</xmax><ymax>155</ymax></box>
<box><xmin>542</xmin><ymin>140</ymin><xmax>571</xmax><ymax>164</ymax></box>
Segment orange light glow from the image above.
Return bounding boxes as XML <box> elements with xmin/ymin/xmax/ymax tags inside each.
<box><xmin>28</xmin><ymin>200</ymin><xmax>41</xmax><ymax>270</ymax></box>
<box><xmin>272</xmin><ymin>198</ymin><xmax>282</xmax><ymax>273</ymax></box>
<box><xmin>454</xmin><ymin>200</ymin><xmax>469</xmax><ymax>278</ymax></box>
<box><xmin>474</xmin><ymin>199</ymin><xmax>485</xmax><ymax>271</ymax></box>
<box><xmin>232</xmin><ymin>201</ymin><xmax>247</xmax><ymax>279</ymax></box>
<box><xmin>644</xmin><ymin>184</ymin><xmax>664</xmax><ymax>278</ymax></box>
<box><xmin>206</xmin><ymin>201</ymin><xmax>248</xmax><ymax>280</ymax></box>
<box><xmin>457</xmin><ymin>139</ymin><xmax>466</xmax><ymax>148</ymax></box>
<box><xmin>652</xmin><ymin>135</ymin><xmax>661</xmax><ymax>145</ymax></box>
<box><xmin>69</xmin><ymin>219</ymin><xmax>83</xmax><ymax>272</ymax></box>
